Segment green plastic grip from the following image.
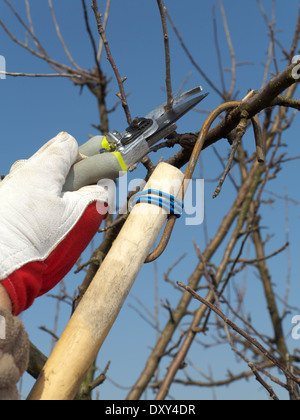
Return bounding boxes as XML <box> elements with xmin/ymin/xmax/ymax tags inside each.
<box><xmin>63</xmin><ymin>152</ymin><xmax>127</xmax><ymax>192</ymax></box>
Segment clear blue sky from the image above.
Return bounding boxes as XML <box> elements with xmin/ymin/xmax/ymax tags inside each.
<box><xmin>0</xmin><ymin>0</ymin><xmax>300</xmax><ymax>401</ymax></box>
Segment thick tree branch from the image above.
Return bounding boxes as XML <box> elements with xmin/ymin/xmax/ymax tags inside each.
<box><xmin>166</xmin><ymin>61</ymin><xmax>300</xmax><ymax>168</ymax></box>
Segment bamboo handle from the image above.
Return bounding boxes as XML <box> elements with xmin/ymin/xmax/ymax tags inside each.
<box><xmin>28</xmin><ymin>162</ymin><xmax>184</xmax><ymax>400</ymax></box>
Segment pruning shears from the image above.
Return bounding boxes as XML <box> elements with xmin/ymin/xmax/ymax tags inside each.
<box><xmin>63</xmin><ymin>86</ymin><xmax>208</xmax><ymax>192</ymax></box>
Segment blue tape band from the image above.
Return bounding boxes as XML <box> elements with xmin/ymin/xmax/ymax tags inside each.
<box><xmin>131</xmin><ymin>189</ymin><xmax>184</xmax><ymax>218</ymax></box>
<box><xmin>134</xmin><ymin>189</ymin><xmax>183</xmax><ymax>207</ymax></box>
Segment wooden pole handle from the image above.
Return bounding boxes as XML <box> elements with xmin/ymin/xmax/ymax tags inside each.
<box><xmin>28</xmin><ymin>162</ymin><xmax>184</xmax><ymax>400</ymax></box>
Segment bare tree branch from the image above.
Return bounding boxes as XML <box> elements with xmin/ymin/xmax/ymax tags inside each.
<box><xmin>48</xmin><ymin>0</ymin><xmax>82</xmax><ymax>71</ymax></box>
<box><xmin>166</xmin><ymin>8</ymin><xmax>224</xmax><ymax>98</ymax></box>
<box><xmin>91</xmin><ymin>0</ymin><xmax>132</xmax><ymax>124</ymax></box>
<box><xmin>177</xmin><ymin>282</ymin><xmax>300</xmax><ymax>387</ymax></box>
<box><xmin>218</xmin><ymin>0</ymin><xmax>236</xmax><ymax>99</ymax></box>
<box><xmin>157</xmin><ymin>0</ymin><xmax>173</xmax><ymax>110</ymax></box>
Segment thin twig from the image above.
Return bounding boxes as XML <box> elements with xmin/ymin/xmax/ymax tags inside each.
<box><xmin>222</xmin><ymin>308</ymin><xmax>280</xmax><ymax>400</ymax></box>
<box><xmin>166</xmin><ymin>9</ymin><xmax>223</xmax><ymax>98</ymax></box>
<box><xmin>177</xmin><ymin>282</ymin><xmax>300</xmax><ymax>387</ymax></box>
<box><xmin>81</xmin><ymin>0</ymin><xmax>102</xmax><ymax>79</ymax></box>
<box><xmin>39</xmin><ymin>326</ymin><xmax>59</xmax><ymax>342</ymax></box>
<box><xmin>218</xmin><ymin>0</ymin><xmax>236</xmax><ymax>99</ymax></box>
<box><xmin>48</xmin><ymin>0</ymin><xmax>82</xmax><ymax>71</ymax></box>
<box><xmin>252</xmin><ymin>115</ymin><xmax>266</xmax><ymax>164</ymax></box>
<box><xmin>236</xmin><ymin>241</ymin><xmax>289</xmax><ymax>265</ymax></box>
<box><xmin>289</xmin><ymin>1</ymin><xmax>300</xmax><ymax>59</ymax></box>
<box><xmin>24</xmin><ymin>0</ymin><xmax>34</xmax><ymax>39</ymax></box>
<box><xmin>4</xmin><ymin>0</ymin><xmax>47</xmax><ymax>56</ymax></box>
<box><xmin>0</xmin><ymin>71</ymin><xmax>89</xmax><ymax>80</ymax></box>
<box><xmin>157</xmin><ymin>0</ymin><xmax>173</xmax><ymax>111</ymax></box>
<box><xmin>213</xmin><ymin>110</ymin><xmax>249</xmax><ymax>199</ymax></box>
<box><xmin>0</xmin><ymin>14</ymin><xmax>90</xmax><ymax>78</ymax></box>
<box><xmin>97</xmin><ymin>0</ymin><xmax>111</xmax><ymax>62</ymax></box>
<box><xmin>77</xmin><ymin>361</ymin><xmax>111</xmax><ymax>398</ymax></box>
<box><xmin>91</xmin><ymin>0</ymin><xmax>132</xmax><ymax>124</ymax></box>
<box><xmin>212</xmin><ymin>5</ymin><xmax>226</xmax><ymax>98</ymax></box>
<box><xmin>270</xmin><ymin>95</ymin><xmax>300</xmax><ymax>110</ymax></box>
<box><xmin>257</xmin><ymin>0</ymin><xmax>279</xmax><ymax>75</ymax></box>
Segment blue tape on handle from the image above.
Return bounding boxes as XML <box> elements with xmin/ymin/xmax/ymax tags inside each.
<box><xmin>134</xmin><ymin>189</ymin><xmax>183</xmax><ymax>207</ymax></box>
<box><xmin>131</xmin><ymin>189</ymin><xmax>184</xmax><ymax>218</ymax></box>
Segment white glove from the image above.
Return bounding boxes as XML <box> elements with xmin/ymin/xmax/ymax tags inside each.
<box><xmin>0</xmin><ymin>132</ymin><xmax>108</xmax><ymax>315</ymax></box>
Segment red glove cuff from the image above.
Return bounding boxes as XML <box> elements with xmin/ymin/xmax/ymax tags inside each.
<box><xmin>1</xmin><ymin>202</ymin><xmax>107</xmax><ymax>315</ymax></box>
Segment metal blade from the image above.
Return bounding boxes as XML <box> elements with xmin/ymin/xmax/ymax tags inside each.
<box><xmin>145</xmin><ymin>86</ymin><xmax>203</xmax><ymax>120</ymax></box>
<box><xmin>146</xmin><ymin>92</ymin><xmax>209</xmax><ymax>147</ymax></box>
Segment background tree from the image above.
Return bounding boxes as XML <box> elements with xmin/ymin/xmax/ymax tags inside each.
<box><xmin>1</xmin><ymin>0</ymin><xmax>300</xmax><ymax>400</ymax></box>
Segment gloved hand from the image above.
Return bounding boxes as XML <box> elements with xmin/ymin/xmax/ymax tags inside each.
<box><xmin>0</xmin><ymin>132</ymin><xmax>109</xmax><ymax>316</ymax></box>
